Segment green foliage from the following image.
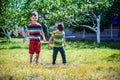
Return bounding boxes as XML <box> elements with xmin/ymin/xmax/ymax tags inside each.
<box><xmin>0</xmin><ymin>0</ymin><xmax>120</xmax><ymax>37</ymax></box>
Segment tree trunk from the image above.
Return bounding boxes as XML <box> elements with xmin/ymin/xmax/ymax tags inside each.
<box><xmin>96</xmin><ymin>15</ymin><xmax>101</xmax><ymax>44</ymax></box>
<box><xmin>0</xmin><ymin>26</ymin><xmax>12</xmax><ymax>42</ymax></box>
<box><xmin>96</xmin><ymin>28</ymin><xmax>100</xmax><ymax>44</ymax></box>
<box><xmin>7</xmin><ymin>30</ymin><xmax>12</xmax><ymax>42</ymax></box>
<box><xmin>82</xmin><ymin>29</ymin><xmax>86</xmax><ymax>39</ymax></box>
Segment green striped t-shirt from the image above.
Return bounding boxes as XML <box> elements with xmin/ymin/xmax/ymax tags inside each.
<box><xmin>52</xmin><ymin>31</ymin><xmax>65</xmax><ymax>47</ymax></box>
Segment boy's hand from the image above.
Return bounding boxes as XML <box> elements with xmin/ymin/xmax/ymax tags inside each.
<box><xmin>64</xmin><ymin>43</ymin><xmax>67</xmax><ymax>47</ymax></box>
<box><xmin>42</xmin><ymin>37</ymin><xmax>46</xmax><ymax>42</ymax></box>
<box><xmin>23</xmin><ymin>38</ymin><xmax>26</xmax><ymax>43</ymax></box>
<box><xmin>48</xmin><ymin>44</ymin><xmax>51</xmax><ymax>49</ymax></box>
<box><xmin>43</xmin><ymin>39</ymin><xmax>46</xmax><ymax>42</ymax></box>
<box><xmin>18</xmin><ymin>30</ymin><xmax>22</xmax><ymax>35</ymax></box>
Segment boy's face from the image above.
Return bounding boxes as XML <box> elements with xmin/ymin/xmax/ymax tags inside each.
<box><xmin>30</xmin><ymin>15</ymin><xmax>38</xmax><ymax>23</ymax></box>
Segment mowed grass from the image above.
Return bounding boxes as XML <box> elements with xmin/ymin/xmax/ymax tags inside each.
<box><xmin>0</xmin><ymin>38</ymin><xmax>120</xmax><ymax>80</ymax></box>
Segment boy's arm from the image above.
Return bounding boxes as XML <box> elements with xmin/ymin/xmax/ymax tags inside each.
<box><xmin>40</xmin><ymin>30</ymin><xmax>46</xmax><ymax>41</ymax></box>
<box><xmin>18</xmin><ymin>28</ymin><xmax>28</xmax><ymax>37</ymax></box>
<box><xmin>63</xmin><ymin>32</ymin><xmax>66</xmax><ymax>47</ymax></box>
<box><xmin>23</xmin><ymin>31</ymin><xmax>29</xmax><ymax>43</ymax></box>
<box><xmin>48</xmin><ymin>36</ymin><xmax>53</xmax><ymax>49</ymax></box>
<box><xmin>64</xmin><ymin>38</ymin><xmax>66</xmax><ymax>47</ymax></box>
<box><xmin>24</xmin><ymin>31</ymin><xmax>29</xmax><ymax>37</ymax></box>
<box><xmin>18</xmin><ymin>30</ymin><xmax>28</xmax><ymax>43</ymax></box>
<box><xmin>48</xmin><ymin>32</ymin><xmax>55</xmax><ymax>49</ymax></box>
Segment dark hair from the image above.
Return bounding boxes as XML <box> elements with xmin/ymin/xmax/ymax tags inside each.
<box><xmin>57</xmin><ymin>23</ymin><xmax>64</xmax><ymax>31</ymax></box>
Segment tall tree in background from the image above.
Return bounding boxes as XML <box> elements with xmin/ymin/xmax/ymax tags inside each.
<box><xmin>59</xmin><ymin>0</ymin><xmax>114</xmax><ymax>44</ymax></box>
<box><xmin>0</xmin><ymin>0</ymin><xmax>32</xmax><ymax>41</ymax></box>
<box><xmin>0</xmin><ymin>0</ymin><xmax>13</xmax><ymax>41</ymax></box>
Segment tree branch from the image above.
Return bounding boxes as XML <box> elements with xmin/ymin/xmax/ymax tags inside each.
<box><xmin>0</xmin><ymin>26</ymin><xmax>7</xmax><ymax>34</ymax></box>
<box><xmin>79</xmin><ymin>25</ymin><xmax>97</xmax><ymax>32</ymax></box>
<box><xmin>64</xmin><ymin>19</ymin><xmax>78</xmax><ymax>27</ymax></box>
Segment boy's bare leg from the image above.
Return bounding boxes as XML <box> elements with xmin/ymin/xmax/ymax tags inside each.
<box><xmin>35</xmin><ymin>54</ymin><xmax>39</xmax><ymax>64</ymax></box>
<box><xmin>30</xmin><ymin>54</ymin><xmax>33</xmax><ymax>64</ymax></box>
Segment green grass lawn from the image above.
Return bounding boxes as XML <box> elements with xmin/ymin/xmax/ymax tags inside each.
<box><xmin>0</xmin><ymin>38</ymin><xmax>120</xmax><ymax>80</ymax></box>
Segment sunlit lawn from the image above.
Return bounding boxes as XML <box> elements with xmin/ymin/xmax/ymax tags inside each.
<box><xmin>0</xmin><ymin>38</ymin><xmax>120</xmax><ymax>80</ymax></box>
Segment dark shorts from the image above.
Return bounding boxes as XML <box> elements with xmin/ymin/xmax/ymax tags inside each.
<box><xmin>29</xmin><ymin>39</ymin><xmax>41</xmax><ymax>54</ymax></box>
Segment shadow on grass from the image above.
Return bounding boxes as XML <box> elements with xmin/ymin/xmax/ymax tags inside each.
<box><xmin>0</xmin><ymin>46</ymin><xmax>28</xmax><ymax>50</ymax></box>
<box><xmin>105</xmin><ymin>53</ymin><xmax>120</xmax><ymax>62</ymax></box>
<box><xmin>0</xmin><ymin>74</ymin><xmax>13</xmax><ymax>80</ymax></box>
<box><xmin>66</xmin><ymin>39</ymin><xmax>120</xmax><ymax>49</ymax></box>
<box><xmin>0</xmin><ymin>38</ymin><xmax>120</xmax><ymax>49</ymax></box>
<box><xmin>10</xmin><ymin>46</ymin><xmax>24</xmax><ymax>49</ymax></box>
<box><xmin>0</xmin><ymin>40</ymin><xmax>7</xmax><ymax>44</ymax></box>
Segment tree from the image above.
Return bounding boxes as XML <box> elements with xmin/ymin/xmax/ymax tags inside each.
<box><xmin>62</xmin><ymin>0</ymin><xmax>114</xmax><ymax>44</ymax></box>
<box><xmin>0</xmin><ymin>0</ymin><xmax>13</xmax><ymax>41</ymax></box>
<box><xmin>45</xmin><ymin>0</ymin><xmax>113</xmax><ymax>44</ymax></box>
<box><xmin>0</xmin><ymin>0</ymin><xmax>31</xmax><ymax>41</ymax></box>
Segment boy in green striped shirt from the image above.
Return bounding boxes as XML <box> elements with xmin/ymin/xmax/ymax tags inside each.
<box><xmin>48</xmin><ymin>23</ymin><xmax>66</xmax><ymax>65</ymax></box>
